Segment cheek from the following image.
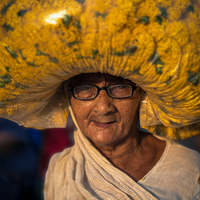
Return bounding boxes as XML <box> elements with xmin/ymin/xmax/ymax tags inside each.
<box><xmin>118</xmin><ymin>99</ymin><xmax>139</xmax><ymax>118</ymax></box>
<box><xmin>117</xmin><ymin>100</ymin><xmax>139</xmax><ymax>127</ymax></box>
<box><xmin>71</xmin><ymin>100</ymin><xmax>92</xmax><ymax>127</ymax></box>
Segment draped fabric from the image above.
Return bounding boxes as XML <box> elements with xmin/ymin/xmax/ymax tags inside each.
<box><xmin>44</xmin><ymin>106</ymin><xmax>200</xmax><ymax>200</ymax></box>
<box><xmin>44</xmin><ymin>106</ymin><xmax>158</xmax><ymax>199</ymax></box>
<box><xmin>68</xmin><ymin>107</ymin><xmax>159</xmax><ymax>199</ymax></box>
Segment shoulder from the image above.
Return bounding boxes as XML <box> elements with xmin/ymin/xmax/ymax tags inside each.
<box><xmin>153</xmin><ymin>135</ymin><xmax>200</xmax><ymax>170</ymax></box>
<box><xmin>143</xmin><ymin>137</ymin><xmax>200</xmax><ymax>199</ymax></box>
<box><xmin>155</xmin><ymin>135</ymin><xmax>200</xmax><ymax>168</ymax></box>
<box><xmin>163</xmin><ymin>140</ymin><xmax>200</xmax><ymax>193</ymax></box>
<box><xmin>48</xmin><ymin>147</ymin><xmax>72</xmax><ymax>168</ymax></box>
<box><xmin>44</xmin><ymin>147</ymin><xmax>72</xmax><ymax>199</ymax></box>
<box><xmin>45</xmin><ymin>147</ymin><xmax>72</xmax><ymax>179</ymax></box>
<box><xmin>167</xmin><ymin>140</ymin><xmax>200</xmax><ymax>169</ymax></box>
<box><xmin>165</xmin><ymin>141</ymin><xmax>200</xmax><ymax>198</ymax></box>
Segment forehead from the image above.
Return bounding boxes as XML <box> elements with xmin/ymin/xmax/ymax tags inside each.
<box><xmin>69</xmin><ymin>73</ymin><xmax>133</xmax><ymax>87</ymax></box>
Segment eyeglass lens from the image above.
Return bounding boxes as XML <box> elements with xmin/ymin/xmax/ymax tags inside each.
<box><xmin>107</xmin><ymin>85</ymin><xmax>132</xmax><ymax>97</ymax></box>
<box><xmin>73</xmin><ymin>85</ymin><xmax>133</xmax><ymax>99</ymax></box>
<box><xmin>74</xmin><ymin>86</ymin><xmax>97</xmax><ymax>99</ymax></box>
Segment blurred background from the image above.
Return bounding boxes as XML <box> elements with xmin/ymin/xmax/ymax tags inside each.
<box><xmin>0</xmin><ymin>117</ymin><xmax>74</xmax><ymax>200</ymax></box>
<box><xmin>0</xmin><ymin>117</ymin><xmax>199</xmax><ymax>200</ymax></box>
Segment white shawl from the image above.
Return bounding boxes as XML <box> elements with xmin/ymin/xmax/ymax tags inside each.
<box><xmin>44</xmin><ymin>106</ymin><xmax>158</xmax><ymax>200</ymax></box>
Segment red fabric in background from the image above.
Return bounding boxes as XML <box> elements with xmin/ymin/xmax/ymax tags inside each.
<box><xmin>40</xmin><ymin>128</ymin><xmax>73</xmax><ymax>179</ymax></box>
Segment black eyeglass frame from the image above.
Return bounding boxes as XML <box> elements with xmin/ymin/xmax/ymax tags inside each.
<box><xmin>69</xmin><ymin>84</ymin><xmax>137</xmax><ymax>100</ymax></box>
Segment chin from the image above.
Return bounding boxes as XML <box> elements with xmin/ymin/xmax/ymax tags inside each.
<box><xmin>87</xmin><ymin>132</ymin><xmax>119</xmax><ymax>147</ymax></box>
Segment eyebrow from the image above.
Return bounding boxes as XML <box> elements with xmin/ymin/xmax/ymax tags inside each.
<box><xmin>72</xmin><ymin>81</ymin><xmax>136</xmax><ymax>87</ymax></box>
<box><xmin>69</xmin><ymin>74</ymin><xmax>136</xmax><ymax>87</ymax></box>
<box><xmin>73</xmin><ymin>80</ymin><xmax>96</xmax><ymax>85</ymax></box>
<box><xmin>69</xmin><ymin>80</ymin><xmax>95</xmax><ymax>88</ymax></box>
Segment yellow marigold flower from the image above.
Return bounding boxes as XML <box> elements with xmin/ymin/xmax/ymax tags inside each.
<box><xmin>0</xmin><ymin>0</ymin><xmax>199</xmax><ymax>139</ymax></box>
<box><xmin>167</xmin><ymin>6</ymin><xmax>182</xmax><ymax>21</ymax></box>
<box><xmin>166</xmin><ymin>21</ymin><xmax>189</xmax><ymax>47</ymax></box>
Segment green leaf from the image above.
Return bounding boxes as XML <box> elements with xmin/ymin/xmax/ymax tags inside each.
<box><xmin>77</xmin><ymin>54</ymin><xmax>91</xmax><ymax>59</ymax></box>
<box><xmin>187</xmin><ymin>71</ymin><xmax>194</xmax><ymax>81</ymax></box>
<box><xmin>1</xmin><ymin>74</ymin><xmax>11</xmax><ymax>83</ymax></box>
<box><xmin>5</xmin><ymin>67</ymin><xmax>10</xmax><ymax>72</ymax></box>
<box><xmin>66</xmin><ymin>41</ymin><xmax>79</xmax><ymax>47</ymax></box>
<box><xmin>156</xmin><ymin>14</ymin><xmax>163</xmax><ymax>25</ymax></box>
<box><xmin>125</xmin><ymin>46</ymin><xmax>137</xmax><ymax>55</ymax></box>
<box><xmin>74</xmin><ymin>21</ymin><xmax>81</xmax><ymax>29</ymax></box>
<box><xmin>95</xmin><ymin>12</ymin><xmax>107</xmax><ymax>19</ymax></box>
<box><xmin>161</xmin><ymin>106</ymin><xmax>168</xmax><ymax>113</ymax></box>
<box><xmin>35</xmin><ymin>43</ymin><xmax>39</xmax><ymax>48</ymax></box>
<box><xmin>5</xmin><ymin>46</ymin><xmax>18</xmax><ymax>59</ymax></box>
<box><xmin>19</xmin><ymin>50</ymin><xmax>26</xmax><ymax>60</ymax></box>
<box><xmin>15</xmin><ymin>82</ymin><xmax>26</xmax><ymax>89</ymax></box>
<box><xmin>156</xmin><ymin>59</ymin><xmax>164</xmax><ymax>65</ymax></box>
<box><xmin>0</xmin><ymin>74</ymin><xmax>10</xmax><ymax>87</ymax></box>
<box><xmin>166</xmin><ymin>76</ymin><xmax>172</xmax><ymax>85</ymax></box>
<box><xmin>187</xmin><ymin>71</ymin><xmax>200</xmax><ymax>85</ymax></box>
<box><xmin>62</xmin><ymin>15</ymin><xmax>72</xmax><ymax>27</ymax></box>
<box><xmin>17</xmin><ymin>10</ymin><xmax>28</xmax><ymax>17</ymax></box>
<box><xmin>114</xmin><ymin>51</ymin><xmax>124</xmax><ymax>56</ymax></box>
<box><xmin>150</xmin><ymin>52</ymin><xmax>164</xmax><ymax>65</ymax></box>
<box><xmin>169</xmin><ymin>120</ymin><xmax>178</xmax><ymax>126</ymax></box>
<box><xmin>132</xmin><ymin>69</ymin><xmax>141</xmax><ymax>75</ymax></box>
<box><xmin>0</xmin><ymin>82</ymin><xmax>5</xmax><ymax>87</ymax></box>
<box><xmin>187</xmin><ymin>5</ymin><xmax>194</xmax><ymax>12</ymax></box>
<box><xmin>27</xmin><ymin>62</ymin><xmax>39</xmax><ymax>67</ymax></box>
<box><xmin>158</xmin><ymin>7</ymin><xmax>167</xmax><ymax>18</ymax></box>
<box><xmin>3</xmin><ymin>23</ymin><xmax>14</xmax><ymax>31</ymax></box>
<box><xmin>36</xmin><ymin>49</ymin><xmax>47</xmax><ymax>56</ymax></box>
<box><xmin>49</xmin><ymin>57</ymin><xmax>58</xmax><ymax>63</ymax></box>
<box><xmin>149</xmin><ymin>53</ymin><xmax>157</xmax><ymax>62</ymax></box>
<box><xmin>140</xmin><ymin>16</ymin><xmax>149</xmax><ymax>24</ymax></box>
<box><xmin>92</xmin><ymin>50</ymin><xmax>99</xmax><ymax>59</ymax></box>
<box><xmin>1</xmin><ymin>2</ymin><xmax>13</xmax><ymax>15</ymax></box>
<box><xmin>77</xmin><ymin>54</ymin><xmax>84</xmax><ymax>59</ymax></box>
<box><xmin>156</xmin><ymin>67</ymin><xmax>162</xmax><ymax>74</ymax></box>
<box><xmin>75</xmin><ymin>0</ymin><xmax>85</xmax><ymax>3</ymax></box>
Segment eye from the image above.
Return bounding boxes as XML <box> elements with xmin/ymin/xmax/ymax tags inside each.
<box><xmin>110</xmin><ymin>85</ymin><xmax>127</xmax><ymax>91</ymax></box>
<box><xmin>73</xmin><ymin>85</ymin><xmax>97</xmax><ymax>99</ymax></box>
<box><xmin>75</xmin><ymin>86</ymin><xmax>92</xmax><ymax>93</ymax></box>
<box><xmin>108</xmin><ymin>85</ymin><xmax>132</xmax><ymax>97</ymax></box>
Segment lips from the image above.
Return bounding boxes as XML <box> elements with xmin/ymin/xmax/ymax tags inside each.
<box><xmin>93</xmin><ymin>121</ymin><xmax>116</xmax><ymax>128</ymax></box>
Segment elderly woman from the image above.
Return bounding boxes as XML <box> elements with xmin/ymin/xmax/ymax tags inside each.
<box><xmin>44</xmin><ymin>72</ymin><xmax>200</xmax><ymax>199</ymax></box>
<box><xmin>0</xmin><ymin>0</ymin><xmax>200</xmax><ymax>199</ymax></box>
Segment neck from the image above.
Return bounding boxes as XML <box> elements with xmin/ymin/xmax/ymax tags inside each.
<box><xmin>91</xmin><ymin>131</ymin><xmax>165</xmax><ymax>182</ymax></box>
<box><xmin>92</xmin><ymin>129</ymin><xmax>147</xmax><ymax>163</ymax></box>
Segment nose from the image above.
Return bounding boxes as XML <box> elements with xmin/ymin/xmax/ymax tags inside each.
<box><xmin>93</xmin><ymin>90</ymin><xmax>116</xmax><ymax>115</ymax></box>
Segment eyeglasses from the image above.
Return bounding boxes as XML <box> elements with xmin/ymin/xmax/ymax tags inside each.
<box><xmin>69</xmin><ymin>84</ymin><xmax>137</xmax><ymax>100</ymax></box>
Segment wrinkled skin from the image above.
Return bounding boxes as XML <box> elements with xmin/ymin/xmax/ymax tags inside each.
<box><xmin>70</xmin><ymin>73</ymin><xmax>141</xmax><ymax>148</ymax></box>
<box><xmin>69</xmin><ymin>73</ymin><xmax>166</xmax><ymax>181</ymax></box>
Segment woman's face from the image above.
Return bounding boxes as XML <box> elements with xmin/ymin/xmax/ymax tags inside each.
<box><xmin>70</xmin><ymin>73</ymin><xmax>141</xmax><ymax>148</ymax></box>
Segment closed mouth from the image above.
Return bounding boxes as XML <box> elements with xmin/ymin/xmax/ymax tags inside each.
<box><xmin>93</xmin><ymin>121</ymin><xmax>116</xmax><ymax>128</ymax></box>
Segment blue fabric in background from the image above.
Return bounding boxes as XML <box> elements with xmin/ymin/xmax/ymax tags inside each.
<box><xmin>0</xmin><ymin>118</ymin><xmax>42</xmax><ymax>200</ymax></box>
